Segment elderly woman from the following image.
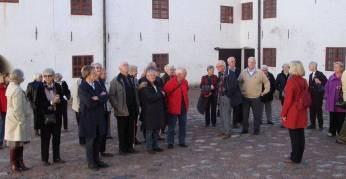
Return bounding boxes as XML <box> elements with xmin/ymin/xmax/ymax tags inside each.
<box><xmin>5</xmin><ymin>69</ymin><xmax>32</xmax><ymax>172</ymax></box>
<box><xmin>79</xmin><ymin>65</ymin><xmax>109</xmax><ymax>170</ymax></box>
<box><xmin>260</xmin><ymin>65</ymin><xmax>276</xmax><ymax>125</ymax></box>
<box><xmin>325</xmin><ymin>62</ymin><xmax>346</xmax><ymax>137</ymax></box>
<box><xmin>36</xmin><ymin>68</ymin><xmax>65</xmax><ymax>165</ymax></box>
<box><xmin>164</xmin><ymin>68</ymin><xmax>189</xmax><ymax>149</ymax></box>
<box><xmin>0</xmin><ymin>72</ymin><xmax>9</xmax><ymax>149</ymax></box>
<box><xmin>139</xmin><ymin>67</ymin><xmax>165</xmax><ymax>154</ymax></box>
<box><xmin>54</xmin><ymin>73</ymin><xmax>71</xmax><ymax>131</ymax></box>
<box><xmin>162</xmin><ymin>64</ymin><xmax>175</xmax><ymax>85</ymax></box>
<box><xmin>200</xmin><ymin>65</ymin><xmax>218</xmax><ymax>127</ymax></box>
<box><xmin>281</xmin><ymin>61</ymin><xmax>309</xmax><ymax>164</ymax></box>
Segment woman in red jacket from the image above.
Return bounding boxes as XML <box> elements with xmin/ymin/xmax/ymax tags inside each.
<box><xmin>163</xmin><ymin>68</ymin><xmax>189</xmax><ymax>149</ymax></box>
<box><xmin>0</xmin><ymin>72</ymin><xmax>9</xmax><ymax>149</ymax></box>
<box><xmin>281</xmin><ymin>61</ymin><xmax>309</xmax><ymax>164</ymax></box>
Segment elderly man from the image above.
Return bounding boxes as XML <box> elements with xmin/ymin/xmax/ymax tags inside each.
<box><xmin>308</xmin><ymin>61</ymin><xmax>327</xmax><ymax>130</ymax></box>
<box><xmin>276</xmin><ymin>64</ymin><xmax>290</xmax><ymax>105</ymax></box>
<box><xmin>54</xmin><ymin>73</ymin><xmax>71</xmax><ymax>131</ymax></box>
<box><xmin>216</xmin><ymin>60</ymin><xmax>242</xmax><ymax>139</ymax></box>
<box><xmin>239</xmin><ymin>57</ymin><xmax>270</xmax><ymax>135</ymax></box>
<box><xmin>260</xmin><ymin>65</ymin><xmax>276</xmax><ymax>125</ymax></box>
<box><xmin>227</xmin><ymin>57</ymin><xmax>242</xmax><ymax>128</ymax></box>
<box><xmin>164</xmin><ymin>68</ymin><xmax>189</xmax><ymax>149</ymax></box>
<box><xmin>26</xmin><ymin>73</ymin><xmax>43</xmax><ymax>136</ymax></box>
<box><xmin>109</xmin><ymin>62</ymin><xmax>139</xmax><ymax>155</ymax></box>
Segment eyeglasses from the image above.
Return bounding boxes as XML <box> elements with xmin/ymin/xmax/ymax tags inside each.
<box><xmin>43</xmin><ymin>75</ymin><xmax>53</xmax><ymax>78</ymax></box>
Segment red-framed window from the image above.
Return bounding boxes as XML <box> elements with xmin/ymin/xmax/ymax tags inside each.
<box><xmin>242</xmin><ymin>2</ymin><xmax>253</xmax><ymax>20</ymax></box>
<box><xmin>152</xmin><ymin>0</ymin><xmax>169</xmax><ymax>19</ymax></box>
<box><xmin>263</xmin><ymin>48</ymin><xmax>276</xmax><ymax>67</ymax></box>
<box><xmin>263</xmin><ymin>0</ymin><xmax>276</xmax><ymax>19</ymax></box>
<box><xmin>220</xmin><ymin>6</ymin><xmax>233</xmax><ymax>23</ymax></box>
<box><xmin>72</xmin><ymin>55</ymin><xmax>94</xmax><ymax>78</ymax></box>
<box><xmin>71</xmin><ymin>0</ymin><xmax>92</xmax><ymax>16</ymax></box>
<box><xmin>153</xmin><ymin>54</ymin><xmax>169</xmax><ymax>72</ymax></box>
<box><xmin>325</xmin><ymin>47</ymin><xmax>346</xmax><ymax>71</ymax></box>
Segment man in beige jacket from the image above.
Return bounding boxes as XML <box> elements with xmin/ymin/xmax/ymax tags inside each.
<box><xmin>239</xmin><ymin>57</ymin><xmax>270</xmax><ymax>135</ymax></box>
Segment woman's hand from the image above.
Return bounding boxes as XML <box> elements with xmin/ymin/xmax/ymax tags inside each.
<box><xmin>92</xmin><ymin>96</ymin><xmax>99</xmax><ymax>101</ymax></box>
<box><xmin>282</xmin><ymin>116</ymin><xmax>287</xmax><ymax>122</ymax></box>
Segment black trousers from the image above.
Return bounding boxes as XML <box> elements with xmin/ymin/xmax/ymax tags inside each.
<box><xmin>33</xmin><ymin>109</ymin><xmax>40</xmax><ymax>131</ymax></box>
<box><xmin>61</xmin><ymin>102</ymin><xmax>68</xmax><ymax>130</ymax></box>
<box><xmin>75</xmin><ymin>112</ymin><xmax>86</xmax><ymax>145</ymax></box>
<box><xmin>100</xmin><ymin>112</ymin><xmax>110</xmax><ymax>153</ymax></box>
<box><xmin>242</xmin><ymin>98</ymin><xmax>262</xmax><ymax>132</ymax></box>
<box><xmin>205</xmin><ymin>95</ymin><xmax>217</xmax><ymax>126</ymax></box>
<box><xmin>233</xmin><ymin>104</ymin><xmax>243</xmax><ymax>126</ymax></box>
<box><xmin>289</xmin><ymin>129</ymin><xmax>305</xmax><ymax>163</ymax></box>
<box><xmin>329</xmin><ymin>112</ymin><xmax>346</xmax><ymax>136</ymax></box>
<box><xmin>309</xmin><ymin>93</ymin><xmax>324</xmax><ymax>128</ymax></box>
<box><xmin>85</xmin><ymin>125</ymin><xmax>101</xmax><ymax>165</ymax></box>
<box><xmin>40</xmin><ymin>116</ymin><xmax>62</xmax><ymax>162</ymax></box>
<box><xmin>116</xmin><ymin>116</ymin><xmax>135</xmax><ymax>153</ymax></box>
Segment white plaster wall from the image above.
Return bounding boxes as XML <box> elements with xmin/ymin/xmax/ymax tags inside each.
<box><xmin>0</xmin><ymin>0</ymin><xmax>104</xmax><ymax>87</ymax></box>
<box><xmin>106</xmin><ymin>0</ymin><xmax>241</xmax><ymax>85</ymax></box>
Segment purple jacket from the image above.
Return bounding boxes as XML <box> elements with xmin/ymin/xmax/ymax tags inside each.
<box><xmin>324</xmin><ymin>74</ymin><xmax>346</xmax><ymax>112</ymax></box>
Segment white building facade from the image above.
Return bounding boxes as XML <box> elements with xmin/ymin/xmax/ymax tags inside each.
<box><xmin>1</xmin><ymin>0</ymin><xmax>346</xmax><ymax>86</ymax></box>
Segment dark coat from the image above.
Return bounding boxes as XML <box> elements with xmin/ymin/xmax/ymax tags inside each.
<box><xmin>222</xmin><ymin>70</ymin><xmax>242</xmax><ymax>107</ymax></box>
<box><xmin>26</xmin><ymin>80</ymin><xmax>43</xmax><ymax>109</ymax></box>
<box><xmin>276</xmin><ymin>71</ymin><xmax>289</xmax><ymax>100</ymax></box>
<box><xmin>261</xmin><ymin>72</ymin><xmax>276</xmax><ymax>102</ymax></box>
<box><xmin>139</xmin><ymin>80</ymin><xmax>165</xmax><ymax>130</ymax></box>
<box><xmin>59</xmin><ymin>81</ymin><xmax>71</xmax><ymax>102</ymax></box>
<box><xmin>200</xmin><ymin>75</ymin><xmax>218</xmax><ymax>97</ymax></box>
<box><xmin>78</xmin><ymin>80</ymin><xmax>108</xmax><ymax>138</ymax></box>
<box><xmin>36</xmin><ymin>82</ymin><xmax>64</xmax><ymax>129</ymax></box>
<box><xmin>226</xmin><ymin>67</ymin><xmax>241</xmax><ymax>79</ymax></box>
<box><xmin>309</xmin><ymin>71</ymin><xmax>327</xmax><ymax>96</ymax></box>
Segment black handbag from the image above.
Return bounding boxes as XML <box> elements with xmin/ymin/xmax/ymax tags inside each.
<box><xmin>197</xmin><ymin>95</ymin><xmax>208</xmax><ymax>115</ymax></box>
<box><xmin>44</xmin><ymin>113</ymin><xmax>56</xmax><ymax>125</ymax></box>
<box><xmin>335</xmin><ymin>86</ymin><xmax>346</xmax><ymax>109</ymax></box>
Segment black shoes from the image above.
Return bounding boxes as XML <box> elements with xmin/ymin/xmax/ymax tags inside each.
<box><xmin>241</xmin><ymin>130</ymin><xmax>249</xmax><ymax>134</ymax></box>
<box><xmin>307</xmin><ymin>125</ymin><xmax>316</xmax><ymax>129</ymax></box>
<box><xmin>97</xmin><ymin>161</ymin><xmax>109</xmax><ymax>168</ymax></box>
<box><xmin>179</xmin><ymin>144</ymin><xmax>188</xmax><ymax>148</ymax></box>
<box><xmin>153</xmin><ymin>148</ymin><xmax>164</xmax><ymax>152</ymax></box>
<box><xmin>253</xmin><ymin>130</ymin><xmax>260</xmax><ymax>135</ymax></box>
<box><xmin>53</xmin><ymin>159</ymin><xmax>66</xmax><ymax>164</ymax></box>
<box><xmin>168</xmin><ymin>144</ymin><xmax>174</xmax><ymax>149</ymax></box>
<box><xmin>267</xmin><ymin>121</ymin><xmax>274</xmax><ymax>125</ymax></box>
<box><xmin>42</xmin><ymin>161</ymin><xmax>51</xmax><ymax>166</ymax></box>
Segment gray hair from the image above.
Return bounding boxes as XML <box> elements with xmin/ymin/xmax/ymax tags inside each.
<box><xmin>129</xmin><ymin>65</ymin><xmax>138</xmax><ymax>71</ymax></box>
<box><xmin>334</xmin><ymin>61</ymin><xmax>345</xmax><ymax>70</ymax></box>
<box><xmin>248</xmin><ymin>57</ymin><xmax>256</xmax><ymax>63</ymax></box>
<box><xmin>55</xmin><ymin>73</ymin><xmax>63</xmax><ymax>79</ymax></box>
<box><xmin>207</xmin><ymin>65</ymin><xmax>214</xmax><ymax>71</ymax></box>
<box><xmin>164</xmin><ymin>64</ymin><xmax>174</xmax><ymax>72</ymax></box>
<box><xmin>261</xmin><ymin>65</ymin><xmax>269</xmax><ymax>71</ymax></box>
<box><xmin>282</xmin><ymin>63</ymin><xmax>289</xmax><ymax>68</ymax></box>
<box><xmin>216</xmin><ymin>60</ymin><xmax>226</xmax><ymax>67</ymax></box>
<box><xmin>175</xmin><ymin>67</ymin><xmax>187</xmax><ymax>75</ymax></box>
<box><xmin>42</xmin><ymin>68</ymin><xmax>55</xmax><ymax>76</ymax></box>
<box><xmin>227</xmin><ymin>57</ymin><xmax>236</xmax><ymax>63</ymax></box>
<box><xmin>309</xmin><ymin>61</ymin><xmax>318</xmax><ymax>69</ymax></box>
<box><xmin>91</xmin><ymin>63</ymin><xmax>102</xmax><ymax>68</ymax></box>
<box><xmin>9</xmin><ymin>69</ymin><xmax>24</xmax><ymax>84</ymax></box>
<box><xmin>33</xmin><ymin>73</ymin><xmax>42</xmax><ymax>81</ymax></box>
<box><xmin>81</xmin><ymin>65</ymin><xmax>94</xmax><ymax>79</ymax></box>
<box><xmin>289</xmin><ymin>61</ymin><xmax>305</xmax><ymax>76</ymax></box>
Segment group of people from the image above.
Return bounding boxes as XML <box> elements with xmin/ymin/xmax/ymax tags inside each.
<box><xmin>199</xmin><ymin>57</ymin><xmax>346</xmax><ymax>164</ymax></box>
<box><xmin>1</xmin><ymin>56</ymin><xmax>346</xmax><ymax>173</ymax></box>
<box><xmin>0</xmin><ymin>61</ymin><xmax>190</xmax><ymax>172</ymax></box>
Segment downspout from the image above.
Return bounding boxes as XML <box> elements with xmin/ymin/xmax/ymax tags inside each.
<box><xmin>257</xmin><ymin>0</ymin><xmax>262</xmax><ymax>69</ymax></box>
<box><xmin>102</xmin><ymin>0</ymin><xmax>107</xmax><ymax>70</ymax></box>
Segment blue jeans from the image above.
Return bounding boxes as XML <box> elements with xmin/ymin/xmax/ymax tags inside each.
<box><xmin>145</xmin><ymin>129</ymin><xmax>159</xmax><ymax>150</ymax></box>
<box><xmin>0</xmin><ymin>117</ymin><xmax>5</xmax><ymax>146</ymax></box>
<box><xmin>167</xmin><ymin>113</ymin><xmax>187</xmax><ymax>145</ymax></box>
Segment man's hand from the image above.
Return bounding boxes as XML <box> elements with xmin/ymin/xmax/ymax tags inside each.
<box><xmin>100</xmin><ymin>91</ymin><xmax>107</xmax><ymax>96</ymax></box>
<box><xmin>92</xmin><ymin>96</ymin><xmax>99</xmax><ymax>101</ymax></box>
<box><xmin>314</xmin><ymin>78</ymin><xmax>321</xmax><ymax>84</ymax></box>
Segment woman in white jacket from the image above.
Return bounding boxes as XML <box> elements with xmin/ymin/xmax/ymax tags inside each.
<box><xmin>5</xmin><ymin>69</ymin><xmax>33</xmax><ymax>172</ymax></box>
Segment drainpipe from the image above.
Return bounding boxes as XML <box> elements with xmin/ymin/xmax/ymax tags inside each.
<box><xmin>257</xmin><ymin>0</ymin><xmax>262</xmax><ymax>69</ymax></box>
<box><xmin>102</xmin><ymin>0</ymin><xmax>107</xmax><ymax>70</ymax></box>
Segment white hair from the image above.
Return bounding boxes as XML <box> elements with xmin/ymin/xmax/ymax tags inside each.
<box><xmin>216</xmin><ymin>60</ymin><xmax>226</xmax><ymax>67</ymax></box>
<box><xmin>33</xmin><ymin>73</ymin><xmax>42</xmax><ymax>81</ymax></box>
<box><xmin>91</xmin><ymin>62</ymin><xmax>103</xmax><ymax>68</ymax></box>
<box><xmin>289</xmin><ymin>61</ymin><xmax>305</xmax><ymax>76</ymax></box>
<box><xmin>175</xmin><ymin>67</ymin><xmax>186</xmax><ymax>75</ymax></box>
<box><xmin>227</xmin><ymin>57</ymin><xmax>236</xmax><ymax>63</ymax></box>
<box><xmin>9</xmin><ymin>69</ymin><xmax>24</xmax><ymax>84</ymax></box>
<box><xmin>42</xmin><ymin>68</ymin><xmax>55</xmax><ymax>76</ymax></box>
<box><xmin>248</xmin><ymin>57</ymin><xmax>256</xmax><ymax>63</ymax></box>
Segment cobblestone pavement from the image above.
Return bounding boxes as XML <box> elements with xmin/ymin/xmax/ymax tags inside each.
<box><xmin>0</xmin><ymin>89</ymin><xmax>345</xmax><ymax>179</ymax></box>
